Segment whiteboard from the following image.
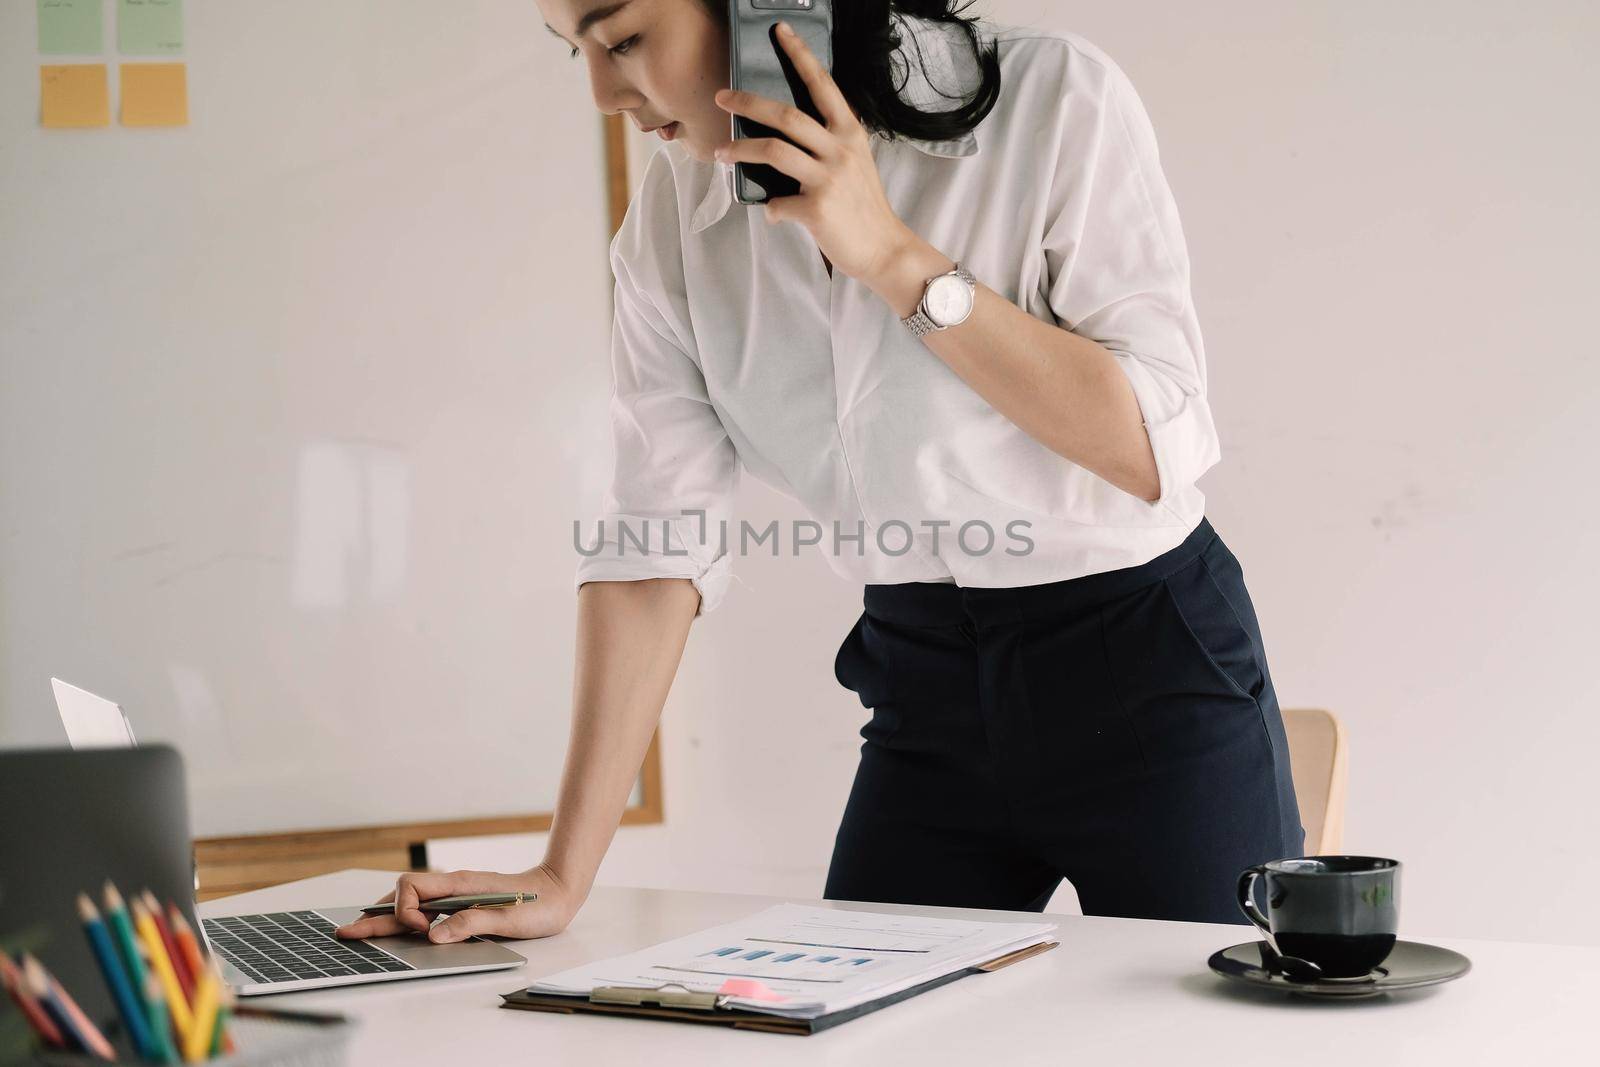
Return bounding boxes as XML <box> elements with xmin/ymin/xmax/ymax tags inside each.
<box><xmin>0</xmin><ymin>1</ymin><xmax>664</xmax><ymax>836</ymax></box>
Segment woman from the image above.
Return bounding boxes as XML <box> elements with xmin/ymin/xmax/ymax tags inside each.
<box><xmin>337</xmin><ymin>0</ymin><xmax>1303</xmax><ymax>947</ymax></box>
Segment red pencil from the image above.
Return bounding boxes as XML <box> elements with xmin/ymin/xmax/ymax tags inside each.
<box><xmin>0</xmin><ymin>948</ymin><xmax>65</xmax><ymax>1049</ymax></box>
<box><xmin>166</xmin><ymin>907</ymin><xmax>236</xmax><ymax>1052</ymax></box>
<box><xmin>167</xmin><ymin>907</ymin><xmax>207</xmax><ymax>985</ymax></box>
<box><xmin>143</xmin><ymin>890</ymin><xmax>195</xmax><ymax>1004</ymax></box>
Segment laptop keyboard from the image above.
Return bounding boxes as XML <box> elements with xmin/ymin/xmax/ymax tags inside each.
<box><xmin>203</xmin><ymin>910</ymin><xmax>415</xmax><ymax>985</ymax></box>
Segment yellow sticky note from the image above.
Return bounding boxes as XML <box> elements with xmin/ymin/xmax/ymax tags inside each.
<box><xmin>120</xmin><ymin>62</ymin><xmax>187</xmax><ymax>126</ymax></box>
<box><xmin>40</xmin><ymin>64</ymin><xmax>110</xmax><ymax>128</ymax></box>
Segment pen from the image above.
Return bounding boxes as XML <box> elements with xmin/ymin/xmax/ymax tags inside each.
<box><xmin>358</xmin><ymin>891</ymin><xmax>535</xmax><ymax>916</ymax></box>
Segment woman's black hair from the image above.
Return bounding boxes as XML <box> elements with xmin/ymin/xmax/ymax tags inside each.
<box><xmin>705</xmin><ymin>0</ymin><xmax>1002</xmax><ymax>147</ymax></box>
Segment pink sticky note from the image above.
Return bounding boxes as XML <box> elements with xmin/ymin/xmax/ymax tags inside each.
<box><xmin>718</xmin><ymin>978</ymin><xmax>787</xmax><ymax>1002</ymax></box>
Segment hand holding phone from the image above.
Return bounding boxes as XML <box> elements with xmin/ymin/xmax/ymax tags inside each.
<box><xmin>727</xmin><ymin>0</ymin><xmax>834</xmax><ymax>205</ymax></box>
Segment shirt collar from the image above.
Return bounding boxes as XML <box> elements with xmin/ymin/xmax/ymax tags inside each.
<box><xmin>689</xmin><ymin>13</ymin><xmax>983</xmax><ymax>235</ymax></box>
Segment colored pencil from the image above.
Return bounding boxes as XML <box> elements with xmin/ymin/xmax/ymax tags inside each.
<box><xmin>102</xmin><ymin>882</ymin><xmax>152</xmax><ymax>1010</ymax></box>
<box><xmin>180</xmin><ymin>970</ymin><xmax>219</xmax><ymax>1063</ymax></box>
<box><xmin>143</xmin><ymin>891</ymin><xmax>195</xmax><ymax>1005</ymax></box>
<box><xmin>142</xmin><ymin>972</ymin><xmax>179</xmax><ymax>1065</ymax></box>
<box><xmin>22</xmin><ymin>953</ymin><xmax>116</xmax><ymax>1060</ymax></box>
<box><xmin>79</xmin><ymin>892</ymin><xmax>156</xmax><ymax>1059</ymax></box>
<box><xmin>209</xmin><ymin>980</ymin><xmax>236</xmax><ymax>1056</ymax></box>
<box><xmin>167</xmin><ymin>909</ymin><xmax>208</xmax><ymax>996</ymax></box>
<box><xmin>175</xmin><ymin>917</ymin><xmax>237</xmax><ymax>1057</ymax></box>
<box><xmin>132</xmin><ymin>897</ymin><xmax>194</xmax><ymax>1045</ymax></box>
<box><xmin>19</xmin><ymin>956</ymin><xmax>81</xmax><ymax>1053</ymax></box>
<box><xmin>0</xmin><ymin>947</ymin><xmax>65</xmax><ymax>1048</ymax></box>
<box><xmin>166</xmin><ymin>901</ymin><xmax>224</xmax><ymax>1055</ymax></box>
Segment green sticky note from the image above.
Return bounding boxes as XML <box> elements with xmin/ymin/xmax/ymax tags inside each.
<box><xmin>38</xmin><ymin>0</ymin><xmax>104</xmax><ymax>55</ymax></box>
<box><xmin>118</xmin><ymin>0</ymin><xmax>182</xmax><ymax>55</ymax></box>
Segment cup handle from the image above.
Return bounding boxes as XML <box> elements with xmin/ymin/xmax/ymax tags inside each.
<box><xmin>1236</xmin><ymin>865</ymin><xmax>1271</xmax><ymax>936</ymax></box>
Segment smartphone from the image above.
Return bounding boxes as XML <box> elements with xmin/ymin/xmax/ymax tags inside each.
<box><xmin>728</xmin><ymin>0</ymin><xmax>834</xmax><ymax>205</ymax></box>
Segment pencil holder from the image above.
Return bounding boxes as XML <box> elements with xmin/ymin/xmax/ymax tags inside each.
<box><xmin>30</xmin><ymin>1006</ymin><xmax>354</xmax><ymax>1067</ymax></box>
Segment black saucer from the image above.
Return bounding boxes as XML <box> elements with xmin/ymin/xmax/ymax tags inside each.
<box><xmin>1208</xmin><ymin>939</ymin><xmax>1471</xmax><ymax>998</ymax></box>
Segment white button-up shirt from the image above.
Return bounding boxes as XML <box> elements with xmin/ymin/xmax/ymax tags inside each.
<box><xmin>575</xmin><ymin>13</ymin><xmax>1220</xmax><ymax>615</ymax></box>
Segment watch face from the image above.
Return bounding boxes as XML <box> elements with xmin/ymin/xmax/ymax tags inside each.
<box><xmin>925</xmin><ymin>274</ymin><xmax>974</xmax><ymax>327</ymax></box>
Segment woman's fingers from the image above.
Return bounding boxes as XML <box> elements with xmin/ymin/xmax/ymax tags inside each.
<box><xmin>333</xmin><ymin>887</ymin><xmax>398</xmax><ymax>939</ymax></box>
<box><xmin>427</xmin><ymin>898</ymin><xmax>567</xmax><ymax>944</ymax></box>
<box><xmin>426</xmin><ymin>906</ymin><xmax>509</xmax><ymax>944</ymax></box>
<box><xmin>716</xmin><ymin>136</ymin><xmax>827</xmax><ymax>188</ymax></box>
<box><xmin>332</xmin><ymin>868</ymin><xmax>575</xmax><ymax>943</ymax></box>
<box><xmin>334</xmin><ymin>870</ymin><xmax>507</xmax><ymax>938</ymax></box>
<box><xmin>773</xmin><ymin>20</ymin><xmax>856</xmax><ymax>132</ymax></box>
<box><xmin>715</xmin><ymin>89</ymin><xmax>832</xmax><ymax>161</ymax></box>
<box><xmin>332</xmin><ymin>911</ymin><xmax>407</xmax><ymax>940</ymax></box>
<box><xmin>392</xmin><ymin>870</ymin><xmax>506</xmax><ymax>932</ymax></box>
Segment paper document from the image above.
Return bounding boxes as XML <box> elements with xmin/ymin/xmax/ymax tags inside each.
<box><xmin>526</xmin><ymin>904</ymin><xmax>1057</xmax><ymax>1020</ymax></box>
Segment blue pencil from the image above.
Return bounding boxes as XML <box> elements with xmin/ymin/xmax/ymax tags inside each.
<box><xmin>80</xmin><ymin>892</ymin><xmax>154</xmax><ymax>1059</ymax></box>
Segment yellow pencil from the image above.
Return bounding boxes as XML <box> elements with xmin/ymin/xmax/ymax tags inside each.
<box><xmin>181</xmin><ymin>970</ymin><xmax>219</xmax><ymax>1063</ymax></box>
<box><xmin>132</xmin><ymin>897</ymin><xmax>194</xmax><ymax>1045</ymax></box>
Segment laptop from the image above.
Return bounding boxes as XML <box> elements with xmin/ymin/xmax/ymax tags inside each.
<box><xmin>51</xmin><ymin>677</ymin><xmax>138</xmax><ymax>748</ymax></box>
<box><xmin>1</xmin><ymin>744</ymin><xmax>525</xmax><ymax>1001</ymax></box>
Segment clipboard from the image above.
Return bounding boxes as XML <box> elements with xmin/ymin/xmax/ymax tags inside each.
<box><xmin>498</xmin><ymin>939</ymin><xmax>1058</xmax><ymax>1036</ymax></box>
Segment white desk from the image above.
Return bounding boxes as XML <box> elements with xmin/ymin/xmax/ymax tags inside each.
<box><xmin>201</xmin><ymin>869</ymin><xmax>1592</xmax><ymax>1064</ymax></box>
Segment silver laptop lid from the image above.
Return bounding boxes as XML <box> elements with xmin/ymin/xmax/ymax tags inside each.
<box><xmin>52</xmin><ymin>677</ymin><xmax>138</xmax><ymax>748</ymax></box>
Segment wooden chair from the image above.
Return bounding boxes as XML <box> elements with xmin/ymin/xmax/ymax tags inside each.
<box><xmin>1282</xmin><ymin>707</ymin><xmax>1349</xmax><ymax>854</ymax></box>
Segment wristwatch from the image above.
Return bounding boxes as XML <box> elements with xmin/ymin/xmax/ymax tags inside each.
<box><xmin>902</xmin><ymin>263</ymin><xmax>976</xmax><ymax>337</ymax></box>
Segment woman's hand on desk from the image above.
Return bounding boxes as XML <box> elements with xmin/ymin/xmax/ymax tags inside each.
<box><xmin>332</xmin><ymin>863</ymin><xmax>578</xmax><ymax>943</ymax></box>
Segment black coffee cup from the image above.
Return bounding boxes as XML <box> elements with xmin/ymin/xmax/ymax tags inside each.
<box><xmin>1236</xmin><ymin>856</ymin><xmax>1401</xmax><ymax>979</ymax></box>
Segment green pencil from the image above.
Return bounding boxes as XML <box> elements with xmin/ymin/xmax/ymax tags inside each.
<box><xmin>101</xmin><ymin>882</ymin><xmax>153</xmax><ymax>1025</ymax></box>
<box><xmin>142</xmin><ymin>972</ymin><xmax>179</xmax><ymax>1065</ymax></box>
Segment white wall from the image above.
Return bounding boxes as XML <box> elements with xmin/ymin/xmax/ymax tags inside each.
<box><xmin>444</xmin><ymin>0</ymin><xmax>1600</xmax><ymax>947</ymax></box>
<box><xmin>0</xmin><ymin>1</ymin><xmax>620</xmax><ymax>835</ymax></box>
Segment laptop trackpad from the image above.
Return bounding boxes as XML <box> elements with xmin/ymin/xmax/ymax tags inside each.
<box><xmin>317</xmin><ymin>906</ymin><xmax>525</xmax><ymax>969</ymax></box>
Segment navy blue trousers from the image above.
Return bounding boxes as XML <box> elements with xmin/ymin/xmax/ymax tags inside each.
<box><xmin>823</xmin><ymin>517</ymin><xmax>1304</xmax><ymax>925</ymax></box>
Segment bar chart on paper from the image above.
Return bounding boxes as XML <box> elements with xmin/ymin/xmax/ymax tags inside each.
<box><xmin>523</xmin><ymin>904</ymin><xmax>1058</xmax><ymax>1020</ymax></box>
<box><xmin>672</xmin><ymin>910</ymin><xmax>994</xmax><ymax>983</ymax></box>
<box><xmin>680</xmin><ymin>946</ymin><xmax>886</xmax><ymax>982</ymax></box>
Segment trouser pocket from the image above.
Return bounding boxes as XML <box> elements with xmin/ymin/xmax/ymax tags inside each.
<box><xmin>1160</xmin><ymin>554</ymin><xmax>1266</xmax><ymax>705</ymax></box>
<box><xmin>835</xmin><ymin>613</ymin><xmax>901</xmax><ymax>746</ymax></box>
<box><xmin>1097</xmin><ymin>566</ymin><xmax>1269</xmax><ymax>777</ymax></box>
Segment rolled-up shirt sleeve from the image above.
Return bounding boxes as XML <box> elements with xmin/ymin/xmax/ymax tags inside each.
<box><xmin>574</xmin><ymin>215</ymin><xmax>740</xmax><ymax>617</ymax></box>
<box><xmin>1041</xmin><ymin>47</ymin><xmax>1221</xmax><ymax>508</ymax></box>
